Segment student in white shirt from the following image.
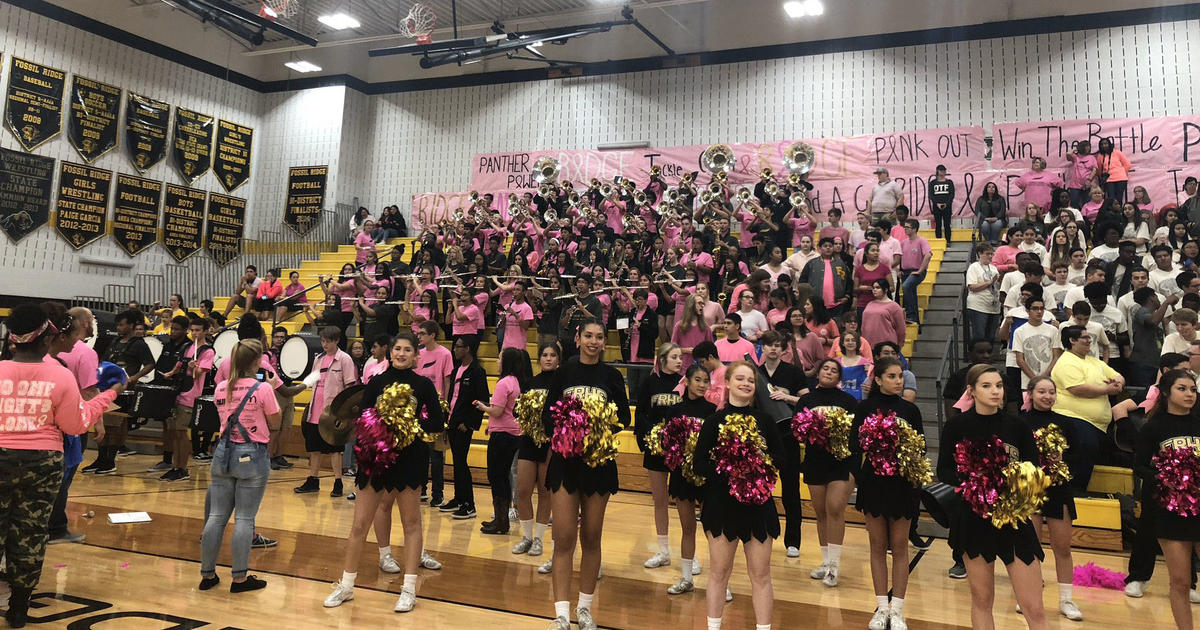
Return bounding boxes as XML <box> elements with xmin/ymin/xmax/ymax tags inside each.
<box><xmin>1162</xmin><ymin>308</ymin><xmax>1198</xmax><ymax>356</ymax></box>
<box><xmin>965</xmin><ymin>243</ymin><xmax>1002</xmax><ymax>344</ymax></box>
<box><xmin>1065</xmin><ymin>248</ymin><xmax>1089</xmax><ymax>286</ymax></box>
<box><xmin>1063</xmin><ymin>267</ymin><xmax>1110</xmax><ymax>319</ymax></box>
<box><xmin>1088</xmin><ymin>225</ymin><xmax>1122</xmax><ymax>263</ymax></box>
<box><xmin>1013</xmin><ymin>296</ymin><xmax>1061</xmax><ymax>389</ymax></box>
<box><xmin>1056</xmin><ymin>302</ymin><xmax>1112</xmax><ymax>362</ymax></box>
<box><xmin>1148</xmin><ymin>244</ymin><xmax>1183</xmax><ymax>297</ymax></box>
<box><xmin>1045</xmin><ymin>262</ymin><xmax>1074</xmax><ymax>322</ymax></box>
<box><xmin>1115</xmin><ymin>268</ymin><xmax>1160</xmax><ymax>341</ymax></box>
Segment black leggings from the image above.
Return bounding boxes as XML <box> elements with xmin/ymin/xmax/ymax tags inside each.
<box><xmin>486</xmin><ymin>432</ymin><xmax>521</xmax><ymax>509</ymax></box>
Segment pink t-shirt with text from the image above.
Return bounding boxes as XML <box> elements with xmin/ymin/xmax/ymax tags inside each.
<box><xmin>214</xmin><ymin>378</ymin><xmax>281</xmax><ymax>444</ymax></box>
<box><xmin>502</xmin><ymin>302</ymin><xmax>534</xmax><ymax>350</ymax></box>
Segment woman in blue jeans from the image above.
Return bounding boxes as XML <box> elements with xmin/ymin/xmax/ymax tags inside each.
<box><xmin>199</xmin><ymin>339</ymin><xmax>281</xmax><ymax>593</ymax></box>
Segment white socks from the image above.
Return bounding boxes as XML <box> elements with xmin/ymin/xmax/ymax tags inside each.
<box><xmin>820</xmin><ymin>545</ymin><xmax>829</xmax><ymax>564</ymax></box>
<box><xmin>340</xmin><ymin>571</ymin><xmax>357</xmax><ymax>589</ymax></box>
<box><xmin>828</xmin><ymin>543</ymin><xmax>842</xmax><ymax>565</ymax></box>
<box><xmin>535</xmin><ymin>522</ymin><xmax>549</xmax><ymax>539</ymax></box>
<box><xmin>756</xmin><ymin>625</ymin><xmax>772</xmax><ymax>630</ymax></box>
<box><xmin>521</xmin><ymin>519</ymin><xmax>534</xmax><ymax>538</ymax></box>
<box><xmin>707</xmin><ymin>617</ymin><xmax>722</xmax><ymax>630</ymax></box>
<box><xmin>378</xmin><ymin>546</ymin><xmax>391</xmax><ymax>560</ymax></box>
<box><xmin>1059</xmin><ymin>583</ymin><xmax>1073</xmax><ymax>603</ymax></box>
<box><xmin>876</xmin><ymin>595</ymin><xmax>889</xmax><ymax>610</ymax></box>
<box><xmin>403</xmin><ymin>574</ymin><xmax>417</xmax><ymax>593</ymax></box>
<box><xmin>554</xmin><ymin>600</ymin><xmax>570</xmax><ymax>619</ymax></box>
<box><xmin>577</xmin><ymin>592</ymin><xmax>594</xmax><ymax>611</ymax></box>
<box><xmin>657</xmin><ymin>534</ymin><xmax>670</xmax><ymax>555</ymax></box>
<box><xmin>891</xmin><ymin>597</ymin><xmax>905</xmax><ymax>614</ymax></box>
<box><xmin>681</xmin><ymin>558</ymin><xmax>694</xmax><ymax>581</ymax></box>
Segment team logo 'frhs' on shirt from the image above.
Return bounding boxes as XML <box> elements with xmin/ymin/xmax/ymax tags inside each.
<box><xmin>1160</xmin><ymin>436</ymin><xmax>1200</xmax><ymax>450</ymax></box>
<box><xmin>651</xmin><ymin>393</ymin><xmax>682</xmax><ymax>408</ymax></box>
<box><xmin>1002</xmin><ymin>441</ymin><xmax>1020</xmax><ymax>460</ymax></box>
<box><xmin>0</xmin><ymin>378</ymin><xmax>58</xmax><ymax>429</ymax></box>
<box><xmin>564</xmin><ymin>385</ymin><xmax>606</xmax><ymax>401</ymax></box>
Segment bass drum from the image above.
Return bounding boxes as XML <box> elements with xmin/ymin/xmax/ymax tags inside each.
<box><xmin>279</xmin><ymin>334</ymin><xmax>322</xmax><ymax>383</ymax></box>
<box><xmin>212</xmin><ymin>329</ymin><xmax>240</xmax><ymax>370</ymax></box>
<box><xmin>140</xmin><ymin>334</ymin><xmax>167</xmax><ymax>384</ymax></box>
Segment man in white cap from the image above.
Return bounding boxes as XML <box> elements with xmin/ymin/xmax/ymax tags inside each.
<box><xmin>869</xmin><ymin>166</ymin><xmax>903</xmax><ymax>221</ymax></box>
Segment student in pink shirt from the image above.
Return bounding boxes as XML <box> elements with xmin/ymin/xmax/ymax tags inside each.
<box><xmin>500</xmin><ymin>282</ymin><xmax>535</xmax><ymax>351</ymax></box>
<box><xmin>861</xmin><ymin>279</ymin><xmax>907</xmax><ymax>348</ymax></box>
<box><xmin>715</xmin><ymin>313</ymin><xmax>757</xmax><ymax>364</ymax></box>
<box><xmin>0</xmin><ymin>304</ymin><xmax>119</xmax><ymax>623</ymax></box>
<box><xmin>450</xmin><ymin>292</ymin><xmax>482</xmax><ymax>340</ymax></box>
<box><xmin>1065</xmin><ymin>140</ymin><xmax>1098</xmax><ymax>209</ymax></box>
<box><xmin>1096</xmin><ymin>137</ymin><xmax>1133</xmax><ymax>203</ymax></box>
<box><xmin>415</xmin><ymin>320</ymin><xmax>452</xmax><ymax>504</ymax></box>
<box><xmin>692</xmin><ymin>342</ymin><xmax>727</xmax><ymax>409</ymax></box>
<box><xmin>252</xmin><ymin>268</ymin><xmax>284</xmax><ymax>320</ymax></box>
<box><xmin>361</xmin><ymin>336</ymin><xmax>390</xmax><ymax>384</ymax></box>
<box><xmin>1014</xmin><ymin>157</ymin><xmax>1061</xmax><ymax>212</ymax></box>
<box><xmin>475</xmin><ymin>348</ymin><xmax>531</xmax><ymax>535</ymax></box>
<box><xmin>200</xmin><ymin>338</ymin><xmax>281</xmax><ymax>594</ymax></box>
<box><xmin>294</xmin><ymin>327</ymin><xmax>358</xmax><ymax>497</ymax></box>
<box><xmin>821</xmin><ymin>208</ymin><xmax>850</xmax><ymax>245</ymax></box>
<box><xmin>672</xmin><ymin>294</ymin><xmax>714</xmax><ymax>370</ymax></box>
<box><xmin>354</xmin><ymin>223</ymin><xmax>376</xmax><ymax>264</ymax></box>
<box><xmin>161</xmin><ymin>317</ymin><xmax>216</xmax><ymax>482</ymax></box>
<box><xmin>682</xmin><ymin>237</ymin><xmax>715</xmax><ymax>285</ymax></box>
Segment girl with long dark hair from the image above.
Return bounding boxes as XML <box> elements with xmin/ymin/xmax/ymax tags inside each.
<box><xmin>662</xmin><ymin>363</ymin><xmax>717</xmax><ymax>596</ymax></box>
<box><xmin>477</xmin><ymin>348</ymin><xmax>533</xmax><ymax>535</ymax></box>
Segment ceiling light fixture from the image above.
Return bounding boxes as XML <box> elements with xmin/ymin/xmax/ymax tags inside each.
<box><xmin>284</xmin><ymin>60</ymin><xmax>323</xmax><ymax>72</ymax></box>
<box><xmin>783</xmin><ymin>0</ymin><xmax>824</xmax><ymax>18</ymax></box>
<box><xmin>317</xmin><ymin>12</ymin><xmax>361</xmax><ymax>30</ymax></box>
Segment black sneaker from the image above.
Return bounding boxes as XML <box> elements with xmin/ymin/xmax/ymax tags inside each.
<box><xmin>116</xmin><ymin>446</ymin><xmax>134</xmax><ymax>458</ymax></box>
<box><xmin>81</xmin><ymin>461</ymin><xmax>101</xmax><ymax>474</ymax></box>
<box><xmin>193</xmin><ymin>453</ymin><xmax>213</xmax><ymax>462</ymax></box>
<box><xmin>271</xmin><ymin>456</ymin><xmax>293</xmax><ymax>469</ymax></box>
<box><xmin>294</xmin><ymin>477</ymin><xmax>319</xmax><ymax>494</ymax></box>
<box><xmin>909</xmin><ymin>533</ymin><xmax>932</xmax><ymax>550</ymax></box>
<box><xmin>166</xmin><ymin>468</ymin><xmax>190</xmax><ymax>482</ymax></box>
<box><xmin>437</xmin><ymin>499</ymin><xmax>461</xmax><ymax>513</ymax></box>
<box><xmin>250</xmin><ymin>534</ymin><xmax>277</xmax><ymax>548</ymax></box>
<box><xmin>230</xmin><ymin>575</ymin><xmax>267</xmax><ymax>593</ymax></box>
<box><xmin>948</xmin><ymin>563</ymin><xmax>967</xmax><ymax>579</ymax></box>
<box><xmin>330</xmin><ymin>479</ymin><xmax>344</xmax><ymax>498</ymax></box>
<box><xmin>451</xmin><ymin>504</ymin><xmax>477</xmax><ymax>519</ymax></box>
<box><xmin>147</xmin><ymin>461</ymin><xmax>172</xmax><ymax>472</ymax></box>
<box><xmin>428</xmin><ymin>497</ymin><xmax>444</xmax><ymax>509</ymax></box>
<box><xmin>94</xmin><ymin>463</ymin><xmax>117</xmax><ymax>475</ymax></box>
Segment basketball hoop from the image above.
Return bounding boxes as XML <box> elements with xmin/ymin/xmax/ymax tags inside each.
<box><xmin>398</xmin><ymin>2</ymin><xmax>437</xmax><ymax>45</ymax></box>
<box><xmin>260</xmin><ymin>0</ymin><xmax>299</xmax><ymax>20</ymax></box>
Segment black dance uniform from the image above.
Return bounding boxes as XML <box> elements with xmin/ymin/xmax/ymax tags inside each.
<box><xmin>796</xmin><ymin>387</ymin><xmax>858</xmax><ymax>485</ymax></box>
<box><xmin>354</xmin><ymin>366</ymin><xmax>446</xmax><ymax>493</ymax></box>
<box><xmin>663</xmin><ymin>394</ymin><xmax>717</xmax><ymax>502</ymax></box>
<box><xmin>1133</xmin><ymin>412</ymin><xmax>1200</xmax><ymax>542</ymax></box>
<box><xmin>1022</xmin><ymin>408</ymin><xmax>1078</xmax><ymax>520</ymax></box>
<box><xmin>850</xmin><ymin>393</ymin><xmax>924</xmax><ymax>520</ymax></box>
<box><xmin>937</xmin><ymin>408</ymin><xmax>1044</xmax><ymax>565</ymax></box>
<box><xmin>693</xmin><ymin>404</ymin><xmax>785</xmax><ymax>543</ymax></box>
<box><xmin>542</xmin><ymin>357</ymin><xmax>631</xmax><ymax>497</ymax></box>
<box><xmin>634</xmin><ymin>371</ymin><xmax>683</xmax><ymax>472</ymax></box>
<box><xmin>517</xmin><ymin>371</ymin><xmax>556</xmax><ymax>462</ymax></box>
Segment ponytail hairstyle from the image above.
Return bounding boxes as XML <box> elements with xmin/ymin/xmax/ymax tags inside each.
<box><xmin>966</xmin><ymin>363</ymin><xmax>1003</xmax><ymax>391</ymax></box>
<box><xmin>227</xmin><ymin>339</ymin><xmax>264</xmax><ymax>405</ymax></box>
<box><xmin>654</xmin><ymin>342</ymin><xmax>680</xmax><ymax>376</ymax></box>
<box><xmin>868</xmin><ymin>356</ymin><xmax>905</xmax><ymax>398</ymax></box>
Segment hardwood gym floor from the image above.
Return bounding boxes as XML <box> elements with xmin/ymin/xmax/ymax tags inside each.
<box><xmin>27</xmin><ymin>454</ymin><xmax>1179</xmax><ymax>629</ymax></box>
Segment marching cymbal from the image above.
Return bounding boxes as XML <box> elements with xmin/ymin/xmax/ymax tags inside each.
<box><xmin>318</xmin><ymin>384</ymin><xmax>365</xmax><ymax>446</ymax></box>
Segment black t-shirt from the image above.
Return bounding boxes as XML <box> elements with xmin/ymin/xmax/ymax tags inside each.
<box><xmin>761</xmin><ymin>360</ymin><xmax>808</xmax><ymax>398</ymax></box>
<box><xmin>155</xmin><ymin>336</ymin><xmax>189</xmax><ymax>375</ymax></box>
<box><xmin>541</xmin><ymin>357</ymin><xmax>631</xmax><ymax>437</ymax></box>
<box><xmin>561</xmin><ymin>295</ymin><xmax>603</xmax><ymax>338</ymax></box>
<box><xmin>105</xmin><ymin>336</ymin><xmax>154</xmax><ymax>377</ymax></box>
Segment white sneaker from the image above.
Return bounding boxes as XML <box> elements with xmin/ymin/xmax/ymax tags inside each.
<box><xmin>538</xmin><ymin>559</ymin><xmax>554</xmax><ymax>574</ymax></box>
<box><xmin>1125</xmin><ymin>580</ymin><xmax>1147</xmax><ymax>598</ymax></box>
<box><xmin>548</xmin><ymin>616</ymin><xmax>570</xmax><ymax>630</ymax></box>
<box><xmin>394</xmin><ymin>589</ymin><xmax>416</xmax><ymax>612</ymax></box>
<box><xmin>725</xmin><ymin>587</ymin><xmax>733</xmax><ymax>602</ymax></box>
<box><xmin>379</xmin><ymin>553</ymin><xmax>401</xmax><ymax>574</ymax></box>
<box><xmin>1191</xmin><ymin>589</ymin><xmax>1200</xmax><ymax>604</ymax></box>
<box><xmin>323</xmin><ymin>582</ymin><xmax>355</xmax><ymax>608</ymax></box>
<box><xmin>667</xmin><ymin>578</ymin><xmax>694</xmax><ymax>594</ymax></box>
<box><xmin>512</xmin><ymin>537</ymin><xmax>533</xmax><ymax>554</ymax></box>
<box><xmin>692</xmin><ymin>558</ymin><xmax>702</xmax><ymax>575</ymax></box>
<box><xmin>1060</xmin><ymin>600</ymin><xmax>1083</xmax><ymax>621</ymax></box>
<box><xmin>868</xmin><ymin>607</ymin><xmax>889</xmax><ymax>630</ymax></box>
<box><xmin>529</xmin><ymin>538</ymin><xmax>544</xmax><ymax>557</ymax></box>
<box><xmin>822</xmin><ymin>564</ymin><xmax>839</xmax><ymax>587</ymax></box>
<box><xmin>576</xmin><ymin>607</ymin><xmax>597</xmax><ymax>630</ymax></box>
<box><xmin>644</xmin><ymin>551</ymin><xmax>671</xmax><ymax>568</ymax></box>
<box><xmin>786</xmin><ymin>546</ymin><xmax>800</xmax><ymax>558</ymax></box>
<box><xmin>810</xmin><ymin>563</ymin><xmax>829</xmax><ymax>579</ymax></box>
<box><xmin>889</xmin><ymin>609</ymin><xmax>908</xmax><ymax>630</ymax></box>
<box><xmin>420</xmin><ymin>551</ymin><xmax>442</xmax><ymax>570</ymax></box>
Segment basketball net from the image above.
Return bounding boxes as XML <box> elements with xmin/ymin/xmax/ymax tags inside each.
<box><xmin>260</xmin><ymin>0</ymin><xmax>299</xmax><ymax>20</ymax></box>
<box><xmin>399</xmin><ymin>2</ymin><xmax>437</xmax><ymax>45</ymax></box>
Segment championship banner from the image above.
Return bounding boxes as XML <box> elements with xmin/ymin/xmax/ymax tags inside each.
<box><xmin>172</xmin><ymin>107</ymin><xmax>213</xmax><ymax>185</ymax></box>
<box><xmin>112</xmin><ymin>173</ymin><xmax>161</xmax><ymax>256</ymax></box>
<box><xmin>991</xmin><ymin>115</ymin><xmax>1200</xmax><ymax>213</ymax></box>
<box><xmin>468</xmin><ymin>126</ymin><xmax>990</xmax><ymax>218</ymax></box>
<box><xmin>161</xmin><ymin>184</ymin><xmax>205</xmax><ymax>262</ymax></box>
<box><xmin>214</xmin><ymin>119</ymin><xmax>252</xmax><ymax>192</ymax></box>
<box><xmin>205</xmin><ymin>192</ymin><xmax>245</xmax><ymax>266</ymax></box>
<box><xmin>54</xmin><ymin>161</ymin><xmax>112</xmax><ymax>250</ymax></box>
<box><xmin>4</xmin><ymin>56</ymin><xmax>66</xmax><ymax>152</ymax></box>
<box><xmin>283</xmin><ymin>165</ymin><xmax>327</xmax><ymax>235</ymax></box>
<box><xmin>0</xmin><ymin>147</ymin><xmax>54</xmax><ymax>242</ymax></box>
<box><xmin>68</xmin><ymin>75</ymin><xmax>121</xmax><ymax>164</ymax></box>
<box><xmin>125</xmin><ymin>93</ymin><xmax>169</xmax><ymax>174</ymax></box>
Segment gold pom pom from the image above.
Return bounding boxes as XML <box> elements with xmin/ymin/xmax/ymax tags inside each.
<box><xmin>681</xmin><ymin>431</ymin><xmax>706</xmax><ymax>486</ymax></box>
<box><xmin>992</xmin><ymin>460</ymin><xmax>1050</xmax><ymax>529</ymax></box>
<box><xmin>515</xmin><ymin>390</ymin><xmax>550</xmax><ymax>445</ymax></box>
<box><xmin>579</xmin><ymin>391</ymin><xmax>621</xmax><ymax>468</ymax></box>
<box><xmin>896</xmin><ymin>419</ymin><xmax>933</xmax><ymax>487</ymax></box>
<box><xmin>376</xmin><ymin>383</ymin><xmax>425</xmax><ymax>450</ymax></box>
<box><xmin>1034</xmin><ymin>424</ymin><xmax>1072</xmax><ymax>487</ymax></box>
<box><xmin>645</xmin><ymin>420</ymin><xmax>667</xmax><ymax>456</ymax></box>
<box><xmin>719</xmin><ymin>414</ymin><xmax>776</xmax><ymax>471</ymax></box>
<box><xmin>825</xmin><ymin>408</ymin><xmax>854</xmax><ymax>460</ymax></box>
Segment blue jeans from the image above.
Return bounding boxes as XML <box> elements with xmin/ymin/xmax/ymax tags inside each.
<box><xmin>901</xmin><ymin>269</ymin><xmax>926</xmax><ymax>323</ymax></box>
<box><xmin>978</xmin><ymin>219</ymin><xmax>1006</xmax><ymax>243</ymax></box>
<box><xmin>966</xmin><ymin>309</ymin><xmax>998</xmax><ymax>344</ymax></box>
<box><xmin>201</xmin><ymin>441</ymin><xmax>269</xmax><ymax>578</ymax></box>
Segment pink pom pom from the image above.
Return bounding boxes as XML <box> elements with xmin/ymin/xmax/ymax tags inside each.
<box><xmin>354</xmin><ymin>407</ymin><xmax>399</xmax><ymax>477</ymax></box>
<box><xmin>1154</xmin><ymin>446</ymin><xmax>1200</xmax><ymax>517</ymax></box>
<box><xmin>1073</xmin><ymin>562</ymin><xmax>1128</xmax><ymax>590</ymax></box>
<box><xmin>953</xmin><ymin>436</ymin><xmax>1008</xmax><ymax>519</ymax></box>
<box><xmin>859</xmin><ymin>410</ymin><xmax>900</xmax><ymax>476</ymax></box>
<box><xmin>550</xmin><ymin>395</ymin><xmax>588</xmax><ymax>459</ymax></box>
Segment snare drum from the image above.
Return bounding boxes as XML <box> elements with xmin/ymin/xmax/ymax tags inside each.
<box><xmin>141</xmin><ymin>334</ymin><xmax>167</xmax><ymax>384</ymax></box>
<box><xmin>279</xmin><ymin>334</ymin><xmax>322</xmax><ymax>382</ymax></box>
<box><xmin>191</xmin><ymin>395</ymin><xmax>220</xmax><ymax>432</ymax></box>
<box><xmin>212</xmin><ymin>329</ymin><xmax>239</xmax><ymax>369</ymax></box>
<box><xmin>128</xmin><ymin>383</ymin><xmax>178</xmax><ymax>420</ymax></box>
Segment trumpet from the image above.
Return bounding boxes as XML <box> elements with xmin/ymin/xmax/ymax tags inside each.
<box><xmin>544</xmin><ymin>209</ymin><xmax>558</xmax><ymax>223</ymax></box>
<box><xmin>699</xmin><ymin>189</ymin><xmax>715</xmax><ymax>206</ymax></box>
<box><xmin>715</xmin><ymin>171</ymin><xmax>728</xmax><ymax>183</ymax></box>
<box><xmin>621</xmin><ymin>177</ymin><xmax>635</xmax><ymax>191</ymax></box>
<box><xmin>600</xmin><ymin>183</ymin><xmax>615</xmax><ymax>199</ymax></box>
<box><xmin>588</xmin><ymin>177</ymin><xmax>601</xmax><ymax>190</ymax></box>
<box><xmin>649</xmin><ymin>165</ymin><xmax>662</xmax><ymax>178</ymax></box>
<box><xmin>706</xmin><ymin>181</ymin><xmax>724</xmax><ymax>196</ymax></box>
<box><xmin>538</xmin><ymin>183</ymin><xmax>554</xmax><ymax>197</ymax></box>
<box><xmin>633</xmin><ymin>190</ymin><xmax>649</xmax><ymax>207</ymax></box>
<box><xmin>764</xmin><ymin>181</ymin><xmax>780</xmax><ymax>197</ymax></box>
<box><xmin>736</xmin><ymin>187</ymin><xmax>753</xmax><ymax>204</ymax></box>
<box><xmin>788</xmin><ymin>173</ymin><xmax>803</xmax><ymax>188</ymax></box>
<box><xmin>567</xmin><ymin>191</ymin><xmax>581</xmax><ymax>207</ymax></box>
<box><xmin>760</xmin><ymin>167</ymin><xmax>774</xmax><ymax>180</ymax></box>
<box><xmin>468</xmin><ymin>190</ymin><xmax>481</xmax><ymax>205</ymax></box>
<box><xmin>681</xmin><ymin>172</ymin><xmax>695</xmax><ymax>185</ymax></box>
<box><xmin>451</xmin><ymin>208</ymin><xmax>464</xmax><ymax>222</ymax></box>
<box><xmin>789</xmin><ymin>191</ymin><xmax>808</xmax><ymax>208</ymax></box>
<box><xmin>663</xmin><ymin>187</ymin><xmax>681</xmax><ymax>205</ymax></box>
<box><xmin>507</xmin><ymin>192</ymin><xmax>520</xmax><ymax>206</ymax></box>
<box><xmin>562</xmin><ymin>180</ymin><xmax>574</xmax><ymax>190</ymax></box>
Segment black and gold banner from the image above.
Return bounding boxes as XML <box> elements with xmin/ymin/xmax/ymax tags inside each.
<box><xmin>125</xmin><ymin>93</ymin><xmax>169</xmax><ymax>174</ymax></box>
<box><xmin>206</xmin><ymin>192</ymin><xmax>245</xmax><ymax>266</ymax></box>
<box><xmin>112</xmin><ymin>173</ymin><xmax>161</xmax><ymax>256</ymax></box>
<box><xmin>284</xmin><ymin>165</ymin><xmax>327</xmax><ymax>235</ymax></box>
<box><xmin>55</xmin><ymin>161</ymin><xmax>112</xmax><ymax>250</ymax></box>
<box><xmin>214</xmin><ymin>119</ymin><xmax>252</xmax><ymax>192</ymax></box>
<box><xmin>4</xmin><ymin>56</ymin><xmax>66</xmax><ymax>152</ymax></box>
<box><xmin>0</xmin><ymin>147</ymin><xmax>54</xmax><ymax>243</ymax></box>
<box><xmin>68</xmin><ymin>75</ymin><xmax>120</xmax><ymax>163</ymax></box>
<box><xmin>161</xmin><ymin>184</ymin><xmax>204</xmax><ymax>262</ymax></box>
<box><xmin>172</xmin><ymin>107</ymin><xmax>213</xmax><ymax>185</ymax></box>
